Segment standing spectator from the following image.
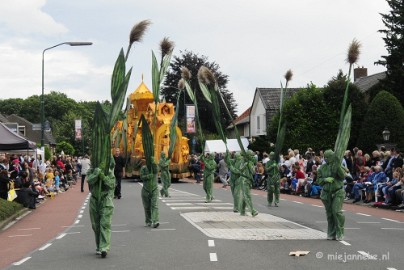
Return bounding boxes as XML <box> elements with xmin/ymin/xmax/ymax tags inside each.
<box><xmin>113</xmin><ymin>148</ymin><xmax>125</xmax><ymax>199</ymax></box>
<box><xmin>217</xmin><ymin>155</ymin><xmax>229</xmax><ymax>188</ymax></box>
<box><xmin>80</xmin><ymin>155</ymin><xmax>91</xmax><ymax>193</ymax></box>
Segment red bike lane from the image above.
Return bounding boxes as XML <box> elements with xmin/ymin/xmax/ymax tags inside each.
<box><xmin>0</xmin><ymin>185</ymin><xmax>88</xmax><ymax>269</ymax></box>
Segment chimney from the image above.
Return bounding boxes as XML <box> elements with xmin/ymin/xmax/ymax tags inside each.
<box><xmin>354</xmin><ymin>66</ymin><xmax>367</xmax><ymax>81</ymax></box>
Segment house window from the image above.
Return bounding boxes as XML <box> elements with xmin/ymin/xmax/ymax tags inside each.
<box><xmin>18</xmin><ymin>126</ymin><xmax>26</xmax><ymax>136</ymax></box>
<box><xmin>257</xmin><ymin>116</ymin><xmax>260</xmax><ymax>131</ymax></box>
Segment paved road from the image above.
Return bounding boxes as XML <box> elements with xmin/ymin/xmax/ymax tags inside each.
<box><xmin>1</xmin><ymin>179</ymin><xmax>403</xmax><ymax>270</ymax></box>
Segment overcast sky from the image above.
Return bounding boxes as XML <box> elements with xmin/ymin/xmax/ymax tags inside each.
<box><xmin>0</xmin><ymin>0</ymin><xmax>390</xmax><ymax>115</ymax></box>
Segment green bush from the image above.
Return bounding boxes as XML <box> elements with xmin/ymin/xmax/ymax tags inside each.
<box><xmin>0</xmin><ymin>199</ymin><xmax>24</xmax><ymax>221</ymax></box>
<box><xmin>357</xmin><ymin>91</ymin><xmax>404</xmax><ymax>153</ymax></box>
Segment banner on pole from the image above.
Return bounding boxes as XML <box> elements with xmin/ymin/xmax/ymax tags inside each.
<box><xmin>186</xmin><ymin>105</ymin><xmax>196</xmax><ymax>134</ymax></box>
<box><xmin>75</xmin><ymin>119</ymin><xmax>82</xmax><ymax>140</ymax></box>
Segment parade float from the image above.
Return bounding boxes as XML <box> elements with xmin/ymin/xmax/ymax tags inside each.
<box><xmin>111</xmin><ymin>78</ymin><xmax>190</xmax><ymax>179</ymax></box>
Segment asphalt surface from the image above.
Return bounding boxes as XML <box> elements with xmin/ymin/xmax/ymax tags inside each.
<box><xmin>1</xmin><ymin>178</ymin><xmax>403</xmax><ymax>270</ymax></box>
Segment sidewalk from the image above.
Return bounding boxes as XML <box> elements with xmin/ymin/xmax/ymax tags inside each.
<box><xmin>0</xmin><ymin>183</ymin><xmax>88</xmax><ymax>269</ymax></box>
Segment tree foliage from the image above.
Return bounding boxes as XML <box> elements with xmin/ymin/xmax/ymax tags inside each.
<box><xmin>0</xmin><ymin>91</ymin><xmax>110</xmax><ymax>154</ymax></box>
<box><xmin>56</xmin><ymin>141</ymin><xmax>75</xmax><ymax>156</ymax></box>
<box><xmin>161</xmin><ymin>50</ymin><xmax>237</xmax><ymax>134</ymax></box>
<box><xmin>375</xmin><ymin>0</ymin><xmax>404</xmax><ymax>104</ymax></box>
<box><xmin>357</xmin><ymin>91</ymin><xmax>404</xmax><ymax>153</ymax></box>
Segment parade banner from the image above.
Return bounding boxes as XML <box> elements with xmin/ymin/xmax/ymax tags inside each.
<box><xmin>186</xmin><ymin>105</ymin><xmax>196</xmax><ymax>133</ymax></box>
<box><xmin>75</xmin><ymin>119</ymin><xmax>82</xmax><ymax>140</ymax></box>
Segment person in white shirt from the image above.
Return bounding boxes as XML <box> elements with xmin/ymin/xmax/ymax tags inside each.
<box><xmin>80</xmin><ymin>155</ymin><xmax>91</xmax><ymax>192</ymax></box>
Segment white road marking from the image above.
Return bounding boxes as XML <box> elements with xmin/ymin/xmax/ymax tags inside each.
<box><xmin>210</xmin><ymin>253</ymin><xmax>218</xmax><ymax>262</ymax></box>
<box><xmin>18</xmin><ymin>228</ymin><xmax>40</xmax><ymax>231</ymax></box>
<box><xmin>74</xmin><ymin>220</ymin><xmax>80</xmax><ymax>224</ymax></box>
<box><xmin>13</xmin><ymin>257</ymin><xmax>31</xmax><ymax>265</ymax></box>
<box><xmin>311</xmin><ymin>204</ymin><xmax>323</xmax><ymax>208</ymax></box>
<box><xmin>162</xmin><ymin>199</ymin><xmax>220</xmax><ymax>203</ymax></box>
<box><xmin>151</xmin><ymin>228</ymin><xmax>176</xmax><ymax>231</ymax></box>
<box><xmin>79</xmin><ymin>210</ymin><xmax>84</xmax><ymax>214</ymax></box>
<box><xmin>166</xmin><ymin>203</ymin><xmax>193</xmax><ymax>206</ymax></box>
<box><xmin>62</xmin><ymin>225</ymin><xmax>84</xmax><ymax>228</ymax></box>
<box><xmin>78</xmin><ymin>214</ymin><xmax>83</xmax><ymax>219</ymax></box>
<box><xmin>292</xmin><ymin>201</ymin><xmax>303</xmax><ymax>204</ymax></box>
<box><xmin>8</xmin><ymin>234</ymin><xmax>32</xmax><ymax>238</ymax></box>
<box><xmin>387</xmin><ymin>268</ymin><xmax>398</xmax><ymax>270</ymax></box>
<box><xmin>171</xmin><ymin>207</ymin><xmax>208</xmax><ymax>210</ymax></box>
<box><xmin>195</xmin><ymin>203</ymin><xmax>232</xmax><ymax>206</ymax></box>
<box><xmin>356</xmin><ymin>213</ymin><xmax>371</xmax><ymax>217</ymax></box>
<box><xmin>39</xmin><ymin>243</ymin><xmax>52</xmax><ymax>251</ymax></box>
<box><xmin>381</xmin><ymin>218</ymin><xmax>402</xmax><ymax>223</ymax></box>
<box><xmin>111</xmin><ymin>230</ymin><xmax>130</xmax><ymax>233</ymax></box>
<box><xmin>339</xmin><ymin>240</ymin><xmax>351</xmax><ymax>246</ymax></box>
<box><xmin>56</xmin><ymin>233</ymin><xmax>66</xmax><ymax>239</ymax></box>
<box><xmin>81</xmin><ymin>207</ymin><xmax>86</xmax><ymax>210</ymax></box>
<box><xmin>381</xmin><ymin>228</ymin><xmax>404</xmax><ymax>230</ymax></box>
<box><xmin>357</xmin><ymin>251</ymin><xmax>377</xmax><ymax>260</ymax></box>
<box><xmin>208</xmin><ymin>240</ymin><xmax>215</xmax><ymax>247</ymax></box>
<box><xmin>357</xmin><ymin>222</ymin><xmax>380</xmax><ymax>224</ymax></box>
<box><xmin>66</xmin><ymin>232</ymin><xmax>81</xmax><ymax>235</ymax></box>
<box><xmin>83</xmin><ymin>203</ymin><xmax>87</xmax><ymax>206</ymax></box>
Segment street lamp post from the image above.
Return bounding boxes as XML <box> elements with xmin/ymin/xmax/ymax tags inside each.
<box><xmin>41</xmin><ymin>42</ymin><xmax>93</xmax><ymax>147</ymax></box>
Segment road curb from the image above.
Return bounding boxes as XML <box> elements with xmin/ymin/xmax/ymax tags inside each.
<box><xmin>0</xmin><ymin>207</ymin><xmax>29</xmax><ymax>231</ymax></box>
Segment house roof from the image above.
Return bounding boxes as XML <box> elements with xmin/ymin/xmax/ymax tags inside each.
<box><xmin>257</xmin><ymin>88</ymin><xmax>300</xmax><ymax>110</ymax></box>
<box><xmin>0</xmin><ymin>114</ymin><xmax>8</xmax><ymax>123</ymax></box>
<box><xmin>0</xmin><ymin>122</ymin><xmax>36</xmax><ymax>150</ymax></box>
<box><xmin>354</xmin><ymin>71</ymin><xmax>386</xmax><ymax>93</ymax></box>
<box><xmin>227</xmin><ymin>107</ymin><xmax>251</xmax><ymax>129</ymax></box>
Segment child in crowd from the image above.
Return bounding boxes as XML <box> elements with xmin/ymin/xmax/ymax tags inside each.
<box><xmin>54</xmin><ymin>170</ymin><xmax>61</xmax><ymax>193</ymax></box>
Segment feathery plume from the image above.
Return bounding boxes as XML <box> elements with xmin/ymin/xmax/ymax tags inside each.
<box><xmin>129</xmin><ymin>20</ymin><xmax>152</xmax><ymax>46</ymax></box>
<box><xmin>160</xmin><ymin>37</ymin><xmax>174</xmax><ymax>58</ymax></box>
<box><xmin>346</xmin><ymin>38</ymin><xmax>361</xmax><ymax>65</ymax></box>
<box><xmin>284</xmin><ymin>69</ymin><xmax>293</xmax><ymax>83</ymax></box>
<box><xmin>181</xmin><ymin>66</ymin><xmax>192</xmax><ymax>80</ymax></box>
<box><xmin>178</xmin><ymin>78</ymin><xmax>185</xmax><ymax>90</ymax></box>
<box><xmin>198</xmin><ymin>66</ymin><xmax>216</xmax><ymax>86</ymax></box>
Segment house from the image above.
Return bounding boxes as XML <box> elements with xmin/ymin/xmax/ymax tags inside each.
<box><xmin>226</xmin><ymin>107</ymin><xmax>250</xmax><ymax>138</ymax></box>
<box><xmin>353</xmin><ymin>67</ymin><xmax>386</xmax><ymax>93</ymax></box>
<box><xmin>0</xmin><ymin>113</ymin><xmax>56</xmax><ymax>147</ymax></box>
<box><xmin>249</xmin><ymin>87</ymin><xmax>300</xmax><ymax>138</ymax></box>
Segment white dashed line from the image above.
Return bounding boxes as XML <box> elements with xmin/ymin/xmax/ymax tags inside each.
<box><xmin>56</xmin><ymin>233</ymin><xmax>66</xmax><ymax>239</ymax></box>
<box><xmin>8</xmin><ymin>234</ymin><xmax>32</xmax><ymax>238</ymax></box>
<box><xmin>356</xmin><ymin>213</ymin><xmax>371</xmax><ymax>217</ymax></box>
<box><xmin>311</xmin><ymin>204</ymin><xmax>323</xmax><ymax>208</ymax></box>
<box><xmin>387</xmin><ymin>267</ymin><xmax>398</xmax><ymax>270</ymax></box>
<box><xmin>78</xmin><ymin>215</ymin><xmax>83</xmax><ymax>219</ymax></box>
<box><xmin>339</xmin><ymin>240</ymin><xmax>351</xmax><ymax>246</ymax></box>
<box><xmin>13</xmin><ymin>257</ymin><xmax>31</xmax><ymax>265</ymax></box>
<box><xmin>381</xmin><ymin>218</ymin><xmax>402</xmax><ymax>223</ymax></box>
<box><xmin>79</xmin><ymin>210</ymin><xmax>84</xmax><ymax>214</ymax></box>
<box><xmin>381</xmin><ymin>228</ymin><xmax>404</xmax><ymax>230</ymax></box>
<box><xmin>151</xmin><ymin>228</ymin><xmax>176</xmax><ymax>231</ymax></box>
<box><xmin>209</xmin><ymin>253</ymin><xmax>218</xmax><ymax>262</ymax></box>
<box><xmin>357</xmin><ymin>222</ymin><xmax>380</xmax><ymax>224</ymax></box>
<box><xmin>74</xmin><ymin>220</ymin><xmax>80</xmax><ymax>224</ymax></box>
<box><xmin>208</xmin><ymin>240</ymin><xmax>215</xmax><ymax>247</ymax></box>
<box><xmin>357</xmin><ymin>251</ymin><xmax>377</xmax><ymax>260</ymax></box>
<box><xmin>18</xmin><ymin>228</ymin><xmax>40</xmax><ymax>231</ymax></box>
<box><xmin>111</xmin><ymin>230</ymin><xmax>130</xmax><ymax>233</ymax></box>
<box><xmin>292</xmin><ymin>201</ymin><xmax>303</xmax><ymax>204</ymax></box>
<box><xmin>39</xmin><ymin>243</ymin><xmax>52</xmax><ymax>251</ymax></box>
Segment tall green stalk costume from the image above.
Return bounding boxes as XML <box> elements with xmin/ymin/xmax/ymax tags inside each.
<box><xmin>226</xmin><ymin>152</ymin><xmax>242</xmax><ymax>212</ymax></box>
<box><xmin>88</xmin><ymin>163</ymin><xmax>115</xmax><ymax>256</ymax></box>
<box><xmin>317</xmin><ymin>150</ymin><xmax>346</xmax><ymax>240</ymax></box>
<box><xmin>140</xmin><ymin>160</ymin><xmax>159</xmax><ymax>228</ymax></box>
<box><xmin>265</xmin><ymin>152</ymin><xmax>280</xmax><ymax>206</ymax></box>
<box><xmin>159</xmin><ymin>151</ymin><xmax>171</xmax><ymax>198</ymax></box>
<box><xmin>239</xmin><ymin>151</ymin><xmax>258</xmax><ymax>216</ymax></box>
<box><xmin>202</xmin><ymin>154</ymin><xmax>217</xmax><ymax>203</ymax></box>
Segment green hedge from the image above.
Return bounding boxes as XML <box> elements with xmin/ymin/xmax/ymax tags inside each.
<box><xmin>0</xmin><ymin>199</ymin><xmax>23</xmax><ymax>221</ymax></box>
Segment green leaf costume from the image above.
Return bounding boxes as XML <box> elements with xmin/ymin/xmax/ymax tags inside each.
<box><xmin>140</xmin><ymin>162</ymin><xmax>159</xmax><ymax>228</ymax></box>
<box><xmin>159</xmin><ymin>151</ymin><xmax>171</xmax><ymax>198</ymax></box>
<box><xmin>225</xmin><ymin>152</ymin><xmax>242</xmax><ymax>212</ymax></box>
<box><xmin>265</xmin><ymin>152</ymin><xmax>280</xmax><ymax>206</ymax></box>
<box><xmin>201</xmin><ymin>154</ymin><xmax>217</xmax><ymax>203</ymax></box>
<box><xmin>238</xmin><ymin>151</ymin><xmax>258</xmax><ymax>216</ymax></box>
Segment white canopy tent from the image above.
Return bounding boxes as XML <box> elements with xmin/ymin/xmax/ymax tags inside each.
<box><xmin>204</xmin><ymin>138</ymin><xmax>249</xmax><ymax>154</ymax></box>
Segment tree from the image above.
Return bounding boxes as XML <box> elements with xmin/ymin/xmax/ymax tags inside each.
<box><xmin>375</xmin><ymin>0</ymin><xmax>404</xmax><ymax>104</ymax></box>
<box><xmin>357</xmin><ymin>91</ymin><xmax>404</xmax><ymax>153</ymax></box>
<box><xmin>161</xmin><ymin>50</ymin><xmax>237</xmax><ymax>134</ymax></box>
<box><xmin>268</xmin><ymin>83</ymin><xmax>335</xmax><ymax>153</ymax></box>
<box><xmin>322</xmin><ymin>71</ymin><xmax>368</xmax><ymax>149</ymax></box>
<box><xmin>56</xmin><ymin>141</ymin><xmax>75</xmax><ymax>156</ymax></box>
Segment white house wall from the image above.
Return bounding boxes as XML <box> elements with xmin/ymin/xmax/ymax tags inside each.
<box><xmin>250</xmin><ymin>94</ymin><xmax>266</xmax><ymax>137</ymax></box>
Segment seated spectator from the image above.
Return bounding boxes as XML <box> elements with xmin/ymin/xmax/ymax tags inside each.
<box><xmin>15</xmin><ymin>178</ymin><xmax>39</xmax><ymax>209</ymax></box>
<box><xmin>0</xmin><ymin>168</ymin><xmax>11</xmax><ymax>200</ymax></box>
<box><xmin>291</xmin><ymin>164</ymin><xmax>306</xmax><ymax>194</ymax></box>
<box><xmin>370</xmin><ymin>165</ymin><xmax>388</xmax><ymax>202</ymax></box>
<box><xmin>352</xmin><ymin>166</ymin><xmax>372</xmax><ymax>203</ymax></box>
<box><xmin>380</xmin><ymin>171</ymin><xmax>399</xmax><ymax>204</ymax></box>
<box><xmin>254</xmin><ymin>162</ymin><xmax>264</xmax><ymax>189</ymax></box>
<box><xmin>279</xmin><ymin>165</ymin><xmax>291</xmax><ymax>191</ymax></box>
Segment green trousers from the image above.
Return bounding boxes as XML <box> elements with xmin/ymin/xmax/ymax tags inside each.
<box><xmin>231</xmin><ymin>178</ymin><xmax>240</xmax><ymax>212</ymax></box>
<box><xmin>89</xmin><ymin>196</ymin><xmax>114</xmax><ymax>252</ymax></box>
<box><xmin>239</xmin><ymin>179</ymin><xmax>257</xmax><ymax>216</ymax></box>
<box><xmin>160</xmin><ymin>177</ymin><xmax>171</xmax><ymax>197</ymax></box>
<box><xmin>141</xmin><ymin>187</ymin><xmax>159</xmax><ymax>225</ymax></box>
<box><xmin>267</xmin><ymin>181</ymin><xmax>280</xmax><ymax>205</ymax></box>
<box><xmin>320</xmin><ymin>188</ymin><xmax>345</xmax><ymax>239</ymax></box>
<box><xmin>203</xmin><ymin>174</ymin><xmax>214</xmax><ymax>202</ymax></box>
